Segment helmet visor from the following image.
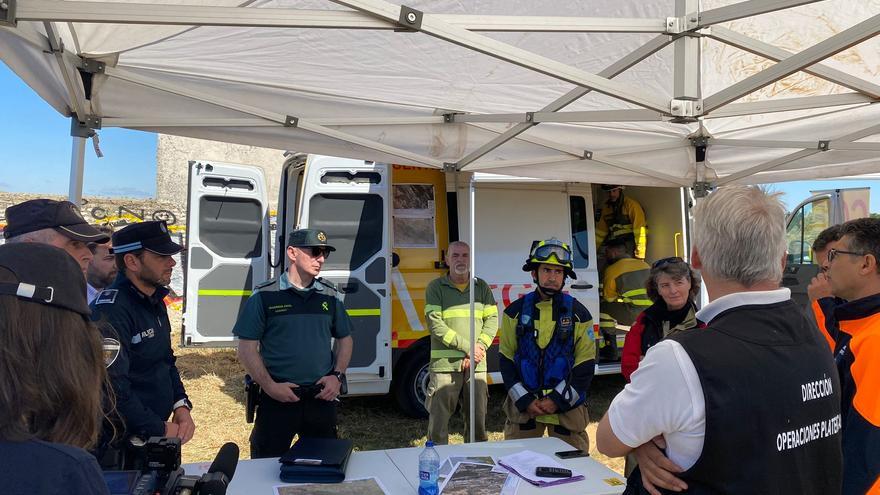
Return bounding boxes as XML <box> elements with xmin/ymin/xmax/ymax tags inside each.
<box><xmin>532</xmin><ymin>243</ymin><xmax>572</xmax><ymax>264</ymax></box>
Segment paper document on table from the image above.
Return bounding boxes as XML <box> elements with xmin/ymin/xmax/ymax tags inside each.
<box><xmin>498</xmin><ymin>450</ymin><xmax>585</xmax><ymax>487</ymax></box>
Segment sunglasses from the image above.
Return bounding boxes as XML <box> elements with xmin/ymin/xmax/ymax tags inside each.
<box><xmin>304</xmin><ymin>246</ymin><xmax>331</xmax><ymax>259</ymax></box>
<box><xmin>652</xmin><ymin>256</ymin><xmax>685</xmax><ymax>269</ymax></box>
<box><xmin>827</xmin><ymin>248</ymin><xmax>864</xmax><ymax>263</ymax></box>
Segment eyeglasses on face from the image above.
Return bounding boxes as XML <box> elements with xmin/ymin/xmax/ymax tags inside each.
<box><xmin>827</xmin><ymin>248</ymin><xmax>865</xmax><ymax>263</ymax></box>
<box><xmin>652</xmin><ymin>256</ymin><xmax>684</xmax><ymax>269</ymax></box>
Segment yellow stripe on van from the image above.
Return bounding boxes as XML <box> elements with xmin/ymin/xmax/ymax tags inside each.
<box><xmin>347</xmin><ymin>308</ymin><xmax>381</xmax><ymax>317</ymax></box>
<box><xmin>198</xmin><ymin>289</ymin><xmax>252</xmax><ymax>296</ymax></box>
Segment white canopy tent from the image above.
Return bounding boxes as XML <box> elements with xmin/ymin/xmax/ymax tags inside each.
<box><xmin>2</xmin><ymin>0</ymin><xmax>879</xmax><ymax>443</ymax></box>
<box><xmin>1</xmin><ymin>0</ymin><xmax>879</xmax><ymax>202</ymax></box>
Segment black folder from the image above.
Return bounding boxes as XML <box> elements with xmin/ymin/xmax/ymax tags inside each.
<box><xmin>279</xmin><ymin>437</ymin><xmax>353</xmax><ymax>483</ymax></box>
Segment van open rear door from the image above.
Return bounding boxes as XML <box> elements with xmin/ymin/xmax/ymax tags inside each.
<box><xmin>183</xmin><ymin>160</ymin><xmax>270</xmax><ymax>345</ymax></box>
<box><xmin>298</xmin><ymin>156</ymin><xmax>391</xmax><ymax>390</ymax></box>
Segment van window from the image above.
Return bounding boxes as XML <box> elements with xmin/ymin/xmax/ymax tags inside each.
<box><xmin>393</xmin><ymin>184</ymin><xmax>436</xmax><ymax>248</ymax></box>
<box><xmin>570</xmin><ymin>196</ymin><xmax>589</xmax><ymax>268</ymax></box>
<box><xmin>198</xmin><ymin>196</ymin><xmax>263</xmax><ymax>258</ymax></box>
<box><xmin>309</xmin><ymin>194</ymin><xmax>383</xmax><ymax>270</ymax></box>
<box><xmin>786</xmin><ymin>197</ymin><xmax>831</xmax><ymax>264</ymax></box>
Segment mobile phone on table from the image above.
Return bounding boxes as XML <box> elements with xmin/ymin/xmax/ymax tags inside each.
<box><xmin>555</xmin><ymin>449</ymin><xmax>588</xmax><ymax>459</ymax></box>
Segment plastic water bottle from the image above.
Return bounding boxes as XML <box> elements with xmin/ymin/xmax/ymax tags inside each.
<box><xmin>418</xmin><ymin>441</ymin><xmax>440</xmax><ymax>495</ymax></box>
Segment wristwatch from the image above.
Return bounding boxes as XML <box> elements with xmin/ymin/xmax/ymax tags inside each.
<box><xmin>173</xmin><ymin>398</ymin><xmax>193</xmax><ymax>411</ymax></box>
<box><xmin>330</xmin><ymin>370</ymin><xmax>348</xmax><ymax>395</ymax></box>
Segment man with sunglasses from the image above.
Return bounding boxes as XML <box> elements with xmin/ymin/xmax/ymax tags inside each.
<box><xmin>234</xmin><ymin>228</ymin><xmax>353</xmax><ymax>458</ymax></box>
<box><xmin>498</xmin><ymin>239</ymin><xmax>596</xmax><ymax>450</ymax></box>
<box><xmin>823</xmin><ymin>218</ymin><xmax>880</xmax><ymax>495</ymax></box>
<box><xmin>90</xmin><ymin>221</ymin><xmax>194</xmax><ymax>467</ymax></box>
<box><xmin>597</xmin><ymin>186</ymin><xmax>842</xmax><ymax>495</ymax></box>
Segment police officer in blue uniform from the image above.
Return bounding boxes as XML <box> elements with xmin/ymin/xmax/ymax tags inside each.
<box><xmin>234</xmin><ymin>228</ymin><xmax>353</xmax><ymax>459</ymax></box>
<box><xmin>91</xmin><ymin>221</ymin><xmax>194</xmax><ymax>464</ymax></box>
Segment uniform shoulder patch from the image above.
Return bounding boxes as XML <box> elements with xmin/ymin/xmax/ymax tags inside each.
<box><xmin>95</xmin><ymin>289</ymin><xmax>118</xmax><ymax>305</ymax></box>
<box><xmin>315</xmin><ymin>277</ymin><xmax>339</xmax><ymax>292</ymax></box>
<box><xmin>254</xmin><ymin>278</ymin><xmax>279</xmax><ymax>293</ymax></box>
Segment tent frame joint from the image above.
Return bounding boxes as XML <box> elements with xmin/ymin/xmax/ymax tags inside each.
<box><xmin>692</xmin><ymin>181</ymin><xmax>714</xmax><ymax>198</ymax></box>
<box><xmin>670</xmin><ymin>98</ymin><xmax>703</xmax><ymax>118</ymax></box>
<box><xmin>284</xmin><ymin>116</ymin><xmax>299</xmax><ymax>128</ymax></box>
<box><xmin>665</xmin><ymin>12</ymin><xmax>699</xmax><ymax>34</ymax></box>
<box><xmin>0</xmin><ymin>0</ymin><xmax>16</xmax><ymax>27</ymax></box>
<box><xmin>443</xmin><ymin>162</ymin><xmax>458</xmax><ymax>172</ymax></box>
<box><xmin>398</xmin><ymin>5</ymin><xmax>423</xmax><ymax>31</ymax></box>
<box><xmin>817</xmin><ymin>140</ymin><xmax>830</xmax><ymax>152</ymax></box>
<box><xmin>80</xmin><ymin>58</ymin><xmax>106</xmax><ymax>74</ymax></box>
<box><xmin>443</xmin><ymin>112</ymin><xmax>459</xmax><ymax>123</ymax></box>
<box><xmin>583</xmin><ymin>150</ymin><xmax>593</xmax><ymax>160</ymax></box>
<box><xmin>70</xmin><ymin>115</ymin><xmax>101</xmax><ymax>138</ymax></box>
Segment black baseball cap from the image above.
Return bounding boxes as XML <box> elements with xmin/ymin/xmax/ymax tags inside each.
<box><xmin>111</xmin><ymin>221</ymin><xmax>183</xmax><ymax>256</ymax></box>
<box><xmin>3</xmin><ymin>199</ymin><xmax>110</xmax><ymax>243</ymax></box>
<box><xmin>288</xmin><ymin>228</ymin><xmax>336</xmax><ymax>251</ymax></box>
<box><xmin>0</xmin><ymin>243</ymin><xmax>90</xmax><ymax>316</ymax></box>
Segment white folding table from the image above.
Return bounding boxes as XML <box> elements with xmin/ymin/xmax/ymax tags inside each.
<box><xmin>184</xmin><ymin>436</ymin><xmax>626</xmax><ymax>494</ymax></box>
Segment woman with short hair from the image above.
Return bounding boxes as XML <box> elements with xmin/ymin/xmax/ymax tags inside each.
<box><xmin>0</xmin><ymin>243</ymin><xmax>111</xmax><ymax>495</ymax></box>
<box><xmin>620</xmin><ymin>257</ymin><xmax>702</xmax><ymax>382</ymax></box>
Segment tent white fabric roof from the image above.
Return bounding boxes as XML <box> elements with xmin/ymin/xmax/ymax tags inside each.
<box><xmin>2</xmin><ymin>0</ymin><xmax>879</xmax><ymax>188</ymax></box>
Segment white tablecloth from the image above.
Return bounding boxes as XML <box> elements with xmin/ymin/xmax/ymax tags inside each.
<box><xmin>183</xmin><ymin>436</ymin><xmax>626</xmax><ymax>495</ymax></box>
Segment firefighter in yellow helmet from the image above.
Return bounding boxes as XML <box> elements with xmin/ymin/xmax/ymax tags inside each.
<box><xmin>497</xmin><ymin>239</ymin><xmax>597</xmax><ymax>450</ymax></box>
<box><xmin>596</xmin><ymin>185</ymin><xmax>647</xmax><ymax>260</ymax></box>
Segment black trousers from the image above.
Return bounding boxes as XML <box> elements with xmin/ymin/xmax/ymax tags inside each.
<box><xmin>250</xmin><ymin>393</ymin><xmax>338</xmax><ymax>459</ymax></box>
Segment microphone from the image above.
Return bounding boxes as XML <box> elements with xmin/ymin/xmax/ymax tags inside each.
<box><xmin>197</xmin><ymin>442</ymin><xmax>240</xmax><ymax>495</ymax></box>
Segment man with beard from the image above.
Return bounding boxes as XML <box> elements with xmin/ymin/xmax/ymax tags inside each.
<box><xmin>87</xmin><ymin>225</ymin><xmax>117</xmax><ymax>303</ymax></box>
<box><xmin>91</xmin><ymin>221</ymin><xmax>194</xmax><ymax>464</ymax></box>
<box><xmin>424</xmin><ymin>241</ymin><xmax>498</xmax><ymax>444</ymax></box>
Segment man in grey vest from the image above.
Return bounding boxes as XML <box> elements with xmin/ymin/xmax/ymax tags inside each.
<box><xmin>597</xmin><ymin>186</ymin><xmax>842</xmax><ymax>495</ymax></box>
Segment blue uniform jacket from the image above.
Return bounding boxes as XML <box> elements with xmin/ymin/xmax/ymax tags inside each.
<box><xmin>90</xmin><ymin>272</ymin><xmax>188</xmax><ymax>438</ymax></box>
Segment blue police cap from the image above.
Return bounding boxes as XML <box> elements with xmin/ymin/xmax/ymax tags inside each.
<box><xmin>111</xmin><ymin>221</ymin><xmax>183</xmax><ymax>256</ymax></box>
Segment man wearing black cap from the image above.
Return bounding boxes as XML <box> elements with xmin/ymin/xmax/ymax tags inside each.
<box><xmin>3</xmin><ymin>199</ymin><xmax>110</xmax><ymax>276</ymax></box>
<box><xmin>90</xmin><ymin>220</ymin><xmax>195</xmax><ymax>462</ymax></box>
<box><xmin>234</xmin><ymin>228</ymin><xmax>354</xmax><ymax>458</ymax></box>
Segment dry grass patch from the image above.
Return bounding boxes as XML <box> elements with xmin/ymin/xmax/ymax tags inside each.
<box><xmin>169</xmin><ymin>308</ymin><xmax>625</xmax><ymax>475</ymax></box>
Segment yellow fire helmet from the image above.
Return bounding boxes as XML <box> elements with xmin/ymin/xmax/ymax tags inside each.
<box><xmin>522</xmin><ymin>238</ymin><xmax>577</xmax><ymax>279</ymax></box>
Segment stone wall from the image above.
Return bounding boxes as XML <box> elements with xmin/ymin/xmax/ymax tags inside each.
<box><xmin>156</xmin><ymin>134</ymin><xmax>286</xmax><ymax>210</ymax></box>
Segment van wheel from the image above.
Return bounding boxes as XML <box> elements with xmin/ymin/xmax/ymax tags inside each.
<box><xmin>393</xmin><ymin>343</ymin><xmax>430</xmax><ymax>418</ymax></box>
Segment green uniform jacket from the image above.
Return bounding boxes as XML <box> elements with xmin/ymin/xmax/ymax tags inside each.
<box><xmin>424</xmin><ymin>275</ymin><xmax>498</xmax><ymax>372</ymax></box>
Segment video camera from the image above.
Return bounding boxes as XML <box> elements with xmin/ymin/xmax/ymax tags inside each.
<box><xmin>103</xmin><ymin>437</ymin><xmax>239</xmax><ymax>495</ymax></box>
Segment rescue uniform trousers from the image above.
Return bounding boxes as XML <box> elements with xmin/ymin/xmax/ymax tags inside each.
<box><xmin>501</xmin><ymin>396</ymin><xmax>590</xmax><ymax>452</ymax></box>
<box><xmin>250</xmin><ymin>393</ymin><xmax>337</xmax><ymax>459</ymax></box>
<box><xmin>426</xmin><ymin>370</ymin><xmax>488</xmax><ymax>444</ymax></box>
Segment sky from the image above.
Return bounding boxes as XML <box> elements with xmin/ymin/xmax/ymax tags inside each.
<box><xmin>2</xmin><ymin>61</ymin><xmax>880</xmax><ymax>212</ymax></box>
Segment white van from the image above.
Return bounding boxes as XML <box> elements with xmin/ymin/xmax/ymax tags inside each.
<box><xmin>183</xmin><ymin>155</ymin><xmax>692</xmax><ymax>417</ymax></box>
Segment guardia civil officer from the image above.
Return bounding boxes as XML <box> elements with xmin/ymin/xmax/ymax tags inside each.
<box><xmin>234</xmin><ymin>229</ymin><xmax>354</xmax><ymax>459</ymax></box>
<box><xmin>498</xmin><ymin>239</ymin><xmax>596</xmax><ymax>451</ymax></box>
<box><xmin>90</xmin><ymin>221</ymin><xmax>194</xmax><ymax>464</ymax></box>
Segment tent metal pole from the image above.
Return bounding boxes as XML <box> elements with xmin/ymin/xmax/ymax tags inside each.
<box><xmin>18</xmin><ymin>1</ymin><xmax>670</xmax><ymax>33</ymax></box>
<box><xmin>713</xmin><ymin>139</ymin><xmax>880</xmax><ymax>152</ymax></box>
<box><xmin>704</xmin><ymin>13</ymin><xmax>880</xmax><ymax>112</ymax></box>
<box><xmin>700</xmin><ymin>0</ymin><xmax>824</xmax><ymax>27</ymax></box>
<box><xmin>457</xmin><ymin>34</ymin><xmax>672</xmax><ymax>169</ymax></box>
<box><xmin>105</xmin><ymin>66</ymin><xmax>444</xmax><ymax>168</ymax></box>
<box><xmin>43</xmin><ymin>21</ymin><xmax>91</xmax><ymax>120</ymax></box>
<box><xmin>468</xmin><ymin>173</ymin><xmax>476</xmax><ymax>444</ymax></box>
<box><xmin>707</xmin><ymin>94</ymin><xmax>875</xmax><ymax>119</ymax></box>
<box><xmin>673</xmin><ymin>0</ymin><xmax>700</xmax><ymax>102</ymax></box>
<box><xmin>716</xmin><ymin>121</ymin><xmax>880</xmax><ymax>185</ymax></box>
<box><xmin>332</xmin><ymin>0</ymin><xmax>670</xmax><ymax>113</ymax></box>
<box><xmin>707</xmin><ymin>26</ymin><xmax>880</xmax><ymax>99</ymax></box>
<box><xmin>68</xmin><ymin>136</ymin><xmax>86</xmax><ymax>205</ymax></box>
